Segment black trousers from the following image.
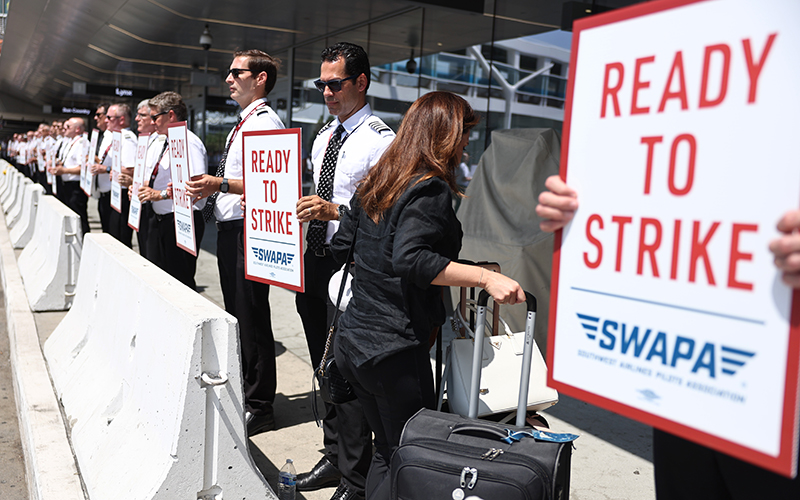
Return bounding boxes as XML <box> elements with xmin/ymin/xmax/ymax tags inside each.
<box><xmin>59</xmin><ymin>181</ymin><xmax>90</xmax><ymax>237</ymax></box>
<box><xmin>97</xmin><ymin>191</ymin><xmax>112</xmax><ymax>234</ymax></box>
<box><xmin>336</xmin><ymin>341</ymin><xmax>435</xmax><ymax>500</ymax></box>
<box><xmin>653</xmin><ymin>429</ymin><xmax>800</xmax><ymax>499</ymax></box>
<box><xmin>145</xmin><ymin>210</ymin><xmax>205</xmax><ymax>291</ymax></box>
<box><xmin>107</xmin><ymin>187</ymin><xmax>133</xmax><ymax>248</ymax></box>
<box><xmin>295</xmin><ymin>250</ymin><xmax>372</xmax><ymax>492</ymax></box>
<box><xmin>137</xmin><ymin>203</ymin><xmax>152</xmax><ymax>259</ymax></box>
<box><xmin>217</xmin><ymin>220</ymin><xmax>275</xmax><ymax>415</ymax></box>
<box><xmin>36</xmin><ymin>170</ymin><xmax>52</xmax><ymax>195</ymax></box>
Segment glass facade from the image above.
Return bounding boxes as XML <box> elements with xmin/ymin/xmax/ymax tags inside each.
<box><xmin>276</xmin><ymin>8</ymin><xmax>569</xmax><ymax>169</ymax></box>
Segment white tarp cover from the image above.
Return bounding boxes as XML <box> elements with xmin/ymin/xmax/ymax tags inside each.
<box><xmin>455</xmin><ymin>128</ymin><xmax>560</xmax><ymax>353</ymax></box>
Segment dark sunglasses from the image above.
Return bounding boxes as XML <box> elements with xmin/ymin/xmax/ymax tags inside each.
<box><xmin>226</xmin><ymin>68</ymin><xmax>254</xmax><ymax>79</ymax></box>
<box><xmin>150</xmin><ymin>111</ymin><xmax>168</xmax><ymax>121</ymax></box>
<box><xmin>314</xmin><ymin>74</ymin><xmax>358</xmax><ymax>92</ymax></box>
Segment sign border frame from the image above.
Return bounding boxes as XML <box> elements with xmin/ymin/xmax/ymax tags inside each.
<box><xmin>242</xmin><ymin>127</ymin><xmax>305</xmax><ymax>293</ymax></box>
<box><xmin>546</xmin><ymin>0</ymin><xmax>800</xmax><ymax>477</ymax></box>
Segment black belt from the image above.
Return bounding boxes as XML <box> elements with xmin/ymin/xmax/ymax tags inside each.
<box><xmin>216</xmin><ymin>218</ymin><xmax>244</xmax><ymax>232</ymax></box>
<box><xmin>313</xmin><ymin>245</ymin><xmax>332</xmax><ymax>258</ymax></box>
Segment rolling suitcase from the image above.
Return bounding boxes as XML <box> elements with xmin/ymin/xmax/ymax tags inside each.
<box><xmin>391</xmin><ymin>290</ymin><xmax>575</xmax><ymax>500</ymax></box>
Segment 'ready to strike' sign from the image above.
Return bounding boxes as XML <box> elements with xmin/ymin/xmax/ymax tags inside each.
<box><xmin>82</xmin><ymin>129</ymin><xmax>99</xmax><ymax>195</ymax></box>
<box><xmin>127</xmin><ymin>134</ymin><xmax>150</xmax><ymax>231</ymax></box>
<box><xmin>110</xmin><ymin>131</ymin><xmax>122</xmax><ymax>212</ymax></box>
<box><xmin>243</xmin><ymin>129</ymin><xmax>304</xmax><ymax>292</ymax></box>
<box><xmin>167</xmin><ymin>122</ymin><xmax>197</xmax><ymax>256</ymax></box>
<box><xmin>549</xmin><ymin>0</ymin><xmax>800</xmax><ymax>477</ymax></box>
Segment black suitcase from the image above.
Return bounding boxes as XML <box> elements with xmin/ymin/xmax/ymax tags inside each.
<box><xmin>390</xmin><ymin>290</ymin><xmax>574</xmax><ymax>500</ymax></box>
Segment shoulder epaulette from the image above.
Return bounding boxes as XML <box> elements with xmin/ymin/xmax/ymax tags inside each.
<box><xmin>317</xmin><ymin>120</ymin><xmax>335</xmax><ymax>136</ymax></box>
<box><xmin>368</xmin><ymin>120</ymin><xmax>392</xmax><ymax>134</ymax></box>
<box><xmin>256</xmin><ymin>108</ymin><xmax>272</xmax><ymax>116</ymax></box>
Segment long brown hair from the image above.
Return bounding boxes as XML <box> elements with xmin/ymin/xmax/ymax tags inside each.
<box><xmin>358</xmin><ymin>92</ymin><xmax>478</xmax><ymax>222</ymax></box>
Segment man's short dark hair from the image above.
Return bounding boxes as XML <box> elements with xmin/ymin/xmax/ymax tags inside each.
<box><xmin>234</xmin><ymin>49</ymin><xmax>281</xmax><ymax>96</ymax></box>
<box><xmin>149</xmin><ymin>91</ymin><xmax>187</xmax><ymax>121</ymax></box>
<box><xmin>321</xmin><ymin>42</ymin><xmax>371</xmax><ymax>91</ymax></box>
<box><xmin>97</xmin><ymin>103</ymin><xmax>111</xmax><ymax>114</ymax></box>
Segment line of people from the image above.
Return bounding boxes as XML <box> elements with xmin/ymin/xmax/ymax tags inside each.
<box><xmin>5</xmin><ymin>37</ymin><xmax>800</xmax><ymax>500</ymax></box>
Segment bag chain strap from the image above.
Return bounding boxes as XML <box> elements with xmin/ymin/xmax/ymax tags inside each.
<box><xmin>316</xmin><ymin>214</ymin><xmax>360</xmax><ymax>376</ymax></box>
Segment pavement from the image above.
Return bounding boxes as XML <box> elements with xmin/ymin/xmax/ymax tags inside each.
<box><xmin>0</xmin><ymin>193</ymin><xmax>655</xmax><ymax>500</ymax></box>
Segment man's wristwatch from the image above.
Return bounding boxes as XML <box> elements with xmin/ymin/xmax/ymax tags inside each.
<box><xmin>337</xmin><ymin>204</ymin><xmax>347</xmax><ymax>221</ymax></box>
<box><xmin>160</xmin><ymin>189</ymin><xmax>168</xmax><ymax>200</ymax></box>
<box><xmin>220</xmin><ymin>178</ymin><xmax>229</xmax><ymax>193</ymax></box>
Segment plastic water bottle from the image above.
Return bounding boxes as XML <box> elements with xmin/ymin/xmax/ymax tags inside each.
<box><xmin>278</xmin><ymin>458</ymin><xmax>297</xmax><ymax>500</ymax></box>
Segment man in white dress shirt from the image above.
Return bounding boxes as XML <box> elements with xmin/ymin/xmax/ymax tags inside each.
<box><xmin>187</xmin><ymin>49</ymin><xmax>285</xmax><ymax>436</ymax></box>
<box><xmin>137</xmin><ymin>91</ymin><xmax>207</xmax><ymax>290</ymax></box>
<box><xmin>293</xmin><ymin>42</ymin><xmax>395</xmax><ymax>500</ymax></box>
<box><xmin>49</xmin><ymin>117</ymin><xmax>90</xmax><ymax>236</ymax></box>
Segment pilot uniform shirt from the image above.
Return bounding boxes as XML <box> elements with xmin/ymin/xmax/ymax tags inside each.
<box><xmin>60</xmin><ymin>135</ymin><xmax>89</xmax><ymax>182</ymax></box>
<box><xmin>96</xmin><ymin>128</ymin><xmax>137</xmax><ymax>194</ymax></box>
<box><xmin>215</xmin><ymin>97</ymin><xmax>284</xmax><ymax>222</ymax></box>
<box><xmin>39</xmin><ymin>136</ymin><xmax>54</xmax><ymax>172</ymax></box>
<box><xmin>152</xmin><ymin>129</ymin><xmax>207</xmax><ymax>215</ymax></box>
<box><xmin>93</xmin><ymin>129</ymin><xmax>114</xmax><ymax>197</ymax></box>
<box><xmin>310</xmin><ymin>103</ymin><xmax>395</xmax><ymax>244</ymax></box>
<box><xmin>142</xmin><ymin>132</ymin><xmax>166</xmax><ymax>184</ymax></box>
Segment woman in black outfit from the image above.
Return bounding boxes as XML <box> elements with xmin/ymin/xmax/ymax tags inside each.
<box><xmin>331</xmin><ymin>91</ymin><xmax>525</xmax><ymax>500</ymax></box>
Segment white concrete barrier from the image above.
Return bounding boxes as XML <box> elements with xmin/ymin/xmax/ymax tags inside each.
<box><xmin>44</xmin><ymin>234</ymin><xmax>275</xmax><ymax>500</ymax></box>
<box><xmin>0</xmin><ymin>207</ymin><xmax>85</xmax><ymax>500</ymax></box>
<box><xmin>17</xmin><ymin>196</ymin><xmax>81</xmax><ymax>311</ymax></box>
<box><xmin>10</xmin><ymin>183</ymin><xmax>45</xmax><ymax>249</ymax></box>
<box><xmin>2</xmin><ymin>170</ymin><xmax>26</xmax><ymax>214</ymax></box>
<box><xmin>8</xmin><ymin>181</ymin><xmax>43</xmax><ymax>230</ymax></box>
<box><xmin>6</xmin><ymin>176</ymin><xmax>31</xmax><ymax>227</ymax></box>
<box><xmin>0</xmin><ymin>162</ymin><xmax>18</xmax><ymax>201</ymax></box>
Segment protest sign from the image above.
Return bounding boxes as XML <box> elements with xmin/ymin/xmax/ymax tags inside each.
<box><xmin>167</xmin><ymin>122</ymin><xmax>196</xmax><ymax>256</ymax></box>
<box><xmin>82</xmin><ymin>129</ymin><xmax>99</xmax><ymax>195</ymax></box>
<box><xmin>242</xmin><ymin>129</ymin><xmax>304</xmax><ymax>292</ymax></box>
<box><xmin>127</xmin><ymin>135</ymin><xmax>149</xmax><ymax>231</ymax></box>
<box><xmin>110</xmin><ymin>131</ymin><xmax>122</xmax><ymax>212</ymax></box>
<box><xmin>549</xmin><ymin>0</ymin><xmax>800</xmax><ymax>477</ymax></box>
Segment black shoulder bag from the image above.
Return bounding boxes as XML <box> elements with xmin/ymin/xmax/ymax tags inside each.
<box><xmin>312</xmin><ymin>216</ymin><xmax>359</xmax><ymax>424</ymax></box>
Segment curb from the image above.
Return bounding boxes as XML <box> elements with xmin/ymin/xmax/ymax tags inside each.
<box><xmin>0</xmin><ymin>212</ymin><xmax>85</xmax><ymax>500</ymax></box>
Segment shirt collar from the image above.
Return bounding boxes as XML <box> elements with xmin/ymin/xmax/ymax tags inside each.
<box><xmin>336</xmin><ymin>103</ymin><xmax>372</xmax><ymax>137</ymax></box>
<box><xmin>240</xmin><ymin>97</ymin><xmax>268</xmax><ymax>119</ymax></box>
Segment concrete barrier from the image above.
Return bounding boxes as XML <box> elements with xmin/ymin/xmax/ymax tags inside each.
<box><xmin>1</xmin><ymin>170</ymin><xmax>25</xmax><ymax>214</ymax></box>
<box><xmin>8</xmin><ymin>181</ymin><xmax>43</xmax><ymax>230</ymax></box>
<box><xmin>0</xmin><ymin>209</ymin><xmax>85</xmax><ymax>500</ymax></box>
<box><xmin>0</xmin><ymin>162</ymin><xmax>19</xmax><ymax>201</ymax></box>
<box><xmin>17</xmin><ymin>196</ymin><xmax>81</xmax><ymax>311</ymax></box>
<box><xmin>10</xmin><ymin>183</ymin><xmax>45</xmax><ymax>249</ymax></box>
<box><xmin>44</xmin><ymin>234</ymin><xmax>275</xmax><ymax>500</ymax></box>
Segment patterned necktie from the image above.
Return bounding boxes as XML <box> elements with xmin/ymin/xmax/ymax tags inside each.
<box><xmin>202</xmin><ymin>114</ymin><xmax>242</xmax><ymax>222</ymax></box>
<box><xmin>306</xmin><ymin>124</ymin><xmax>345</xmax><ymax>252</ymax></box>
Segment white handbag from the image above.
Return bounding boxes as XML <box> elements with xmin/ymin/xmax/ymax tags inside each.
<box><xmin>445</xmin><ymin>301</ymin><xmax>558</xmax><ymax>418</ymax></box>
<box><xmin>327</xmin><ymin>265</ymin><xmax>353</xmax><ymax>312</ymax></box>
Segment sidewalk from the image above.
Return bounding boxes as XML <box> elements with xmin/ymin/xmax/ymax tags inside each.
<box><xmin>4</xmin><ymin>194</ymin><xmax>655</xmax><ymax>500</ymax></box>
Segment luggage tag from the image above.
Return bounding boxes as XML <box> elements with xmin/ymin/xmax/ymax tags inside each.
<box><xmin>503</xmin><ymin>428</ymin><xmax>579</xmax><ymax>444</ymax></box>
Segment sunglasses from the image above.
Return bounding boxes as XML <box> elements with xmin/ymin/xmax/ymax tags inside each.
<box><xmin>226</xmin><ymin>68</ymin><xmax>254</xmax><ymax>79</ymax></box>
<box><xmin>150</xmin><ymin>111</ymin><xmax>168</xmax><ymax>120</ymax></box>
<box><xmin>314</xmin><ymin>74</ymin><xmax>358</xmax><ymax>93</ymax></box>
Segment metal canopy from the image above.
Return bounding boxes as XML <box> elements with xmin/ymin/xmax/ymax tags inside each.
<box><xmin>0</xmin><ymin>0</ymin><xmax>637</xmax><ymax>111</ymax></box>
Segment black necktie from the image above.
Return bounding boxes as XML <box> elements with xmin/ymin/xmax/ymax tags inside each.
<box><xmin>307</xmin><ymin>124</ymin><xmax>345</xmax><ymax>252</ymax></box>
<box><xmin>202</xmin><ymin>114</ymin><xmax>242</xmax><ymax>222</ymax></box>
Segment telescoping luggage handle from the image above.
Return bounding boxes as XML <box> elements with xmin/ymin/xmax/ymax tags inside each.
<box><xmin>468</xmin><ymin>290</ymin><xmax>537</xmax><ymax>427</ymax></box>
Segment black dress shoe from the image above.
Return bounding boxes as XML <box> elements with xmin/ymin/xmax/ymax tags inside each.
<box><xmin>296</xmin><ymin>456</ymin><xmax>341</xmax><ymax>491</ymax></box>
<box><xmin>246</xmin><ymin>410</ymin><xmax>275</xmax><ymax>436</ymax></box>
<box><xmin>330</xmin><ymin>481</ymin><xmax>365</xmax><ymax>500</ymax></box>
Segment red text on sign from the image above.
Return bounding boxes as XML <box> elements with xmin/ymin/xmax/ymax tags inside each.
<box><xmin>583</xmin><ymin>214</ymin><xmax>758</xmax><ymax>291</ymax></box>
<box><xmin>600</xmin><ymin>33</ymin><xmax>777</xmax><ymax>118</ymax></box>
